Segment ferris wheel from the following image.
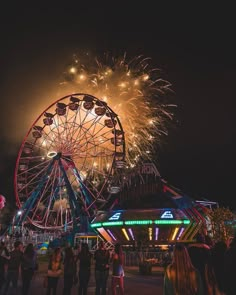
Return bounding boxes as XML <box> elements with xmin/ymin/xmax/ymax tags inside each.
<box><xmin>14</xmin><ymin>94</ymin><xmax>125</xmax><ymax>230</ymax></box>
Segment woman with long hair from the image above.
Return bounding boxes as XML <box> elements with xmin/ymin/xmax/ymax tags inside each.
<box><xmin>21</xmin><ymin>243</ymin><xmax>37</xmax><ymax>295</ymax></box>
<box><xmin>111</xmin><ymin>243</ymin><xmax>124</xmax><ymax>295</ymax></box>
<box><xmin>77</xmin><ymin>242</ymin><xmax>92</xmax><ymax>295</ymax></box>
<box><xmin>164</xmin><ymin>243</ymin><xmax>204</xmax><ymax>295</ymax></box>
<box><xmin>46</xmin><ymin>247</ymin><xmax>63</xmax><ymax>295</ymax></box>
<box><xmin>63</xmin><ymin>246</ymin><xmax>76</xmax><ymax>295</ymax></box>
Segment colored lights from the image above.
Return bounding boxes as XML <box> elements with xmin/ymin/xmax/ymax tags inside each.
<box><xmin>177</xmin><ymin>227</ymin><xmax>185</xmax><ymax>240</ymax></box>
<box><xmin>91</xmin><ymin>222</ymin><xmax>102</xmax><ymax>227</ymax></box>
<box><xmin>96</xmin><ymin>228</ymin><xmax>112</xmax><ymax>242</ymax></box>
<box><xmin>102</xmin><ymin>221</ymin><xmax>123</xmax><ymax>226</ymax></box>
<box><xmin>128</xmin><ymin>228</ymin><xmax>135</xmax><ymax>240</ymax></box>
<box><xmin>149</xmin><ymin>227</ymin><xmax>152</xmax><ymax>240</ymax></box>
<box><xmin>122</xmin><ymin>228</ymin><xmax>130</xmax><ymax>241</ymax></box>
<box><xmin>155</xmin><ymin>227</ymin><xmax>159</xmax><ymax>241</ymax></box>
<box><xmin>125</xmin><ymin>220</ymin><xmax>153</xmax><ymax>225</ymax></box>
<box><xmin>91</xmin><ymin>219</ymin><xmax>190</xmax><ymax>228</ymax></box>
<box><xmin>91</xmin><ymin>209</ymin><xmax>193</xmax><ymax>245</ymax></box>
<box><xmin>107</xmin><ymin>229</ymin><xmax>117</xmax><ymax>241</ymax></box>
<box><xmin>154</xmin><ymin>220</ymin><xmax>190</xmax><ymax>225</ymax></box>
<box><xmin>47</xmin><ymin>151</ymin><xmax>57</xmax><ymax>158</ymax></box>
<box><xmin>171</xmin><ymin>227</ymin><xmax>179</xmax><ymax>241</ymax></box>
<box><xmin>160</xmin><ymin>211</ymin><xmax>173</xmax><ymax>219</ymax></box>
<box><xmin>109</xmin><ymin>212</ymin><xmax>122</xmax><ymax>220</ymax></box>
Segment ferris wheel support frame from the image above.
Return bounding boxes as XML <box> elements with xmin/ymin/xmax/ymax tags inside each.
<box><xmin>14</xmin><ymin>159</ymin><xmax>55</xmax><ymax>226</ymax></box>
<box><xmin>58</xmin><ymin>158</ymin><xmax>81</xmax><ymax>232</ymax></box>
<box><xmin>13</xmin><ymin>154</ymin><xmax>90</xmax><ymax>231</ymax></box>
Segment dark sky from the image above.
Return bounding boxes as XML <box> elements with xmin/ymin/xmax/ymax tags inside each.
<box><xmin>0</xmin><ymin>5</ymin><xmax>235</xmax><ymax>209</ymax></box>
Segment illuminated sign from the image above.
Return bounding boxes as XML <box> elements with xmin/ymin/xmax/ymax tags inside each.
<box><xmin>161</xmin><ymin>211</ymin><xmax>173</xmax><ymax>219</ymax></box>
<box><xmin>91</xmin><ymin>219</ymin><xmax>190</xmax><ymax>228</ymax></box>
<box><xmin>109</xmin><ymin>212</ymin><xmax>121</xmax><ymax>220</ymax></box>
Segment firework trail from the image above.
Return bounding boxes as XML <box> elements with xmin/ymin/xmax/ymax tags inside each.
<box><xmin>60</xmin><ymin>52</ymin><xmax>176</xmax><ymax>166</ymax></box>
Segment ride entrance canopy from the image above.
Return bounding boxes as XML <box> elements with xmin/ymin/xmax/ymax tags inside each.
<box><xmin>14</xmin><ymin>93</ymin><xmax>125</xmax><ymax>231</ymax></box>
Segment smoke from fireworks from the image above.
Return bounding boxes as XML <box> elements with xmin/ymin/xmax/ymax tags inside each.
<box><xmin>60</xmin><ymin>53</ymin><xmax>176</xmax><ymax>166</ymax></box>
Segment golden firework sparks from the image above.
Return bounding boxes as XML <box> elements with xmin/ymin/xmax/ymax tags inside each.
<box><xmin>60</xmin><ymin>53</ymin><xmax>176</xmax><ymax>166</ymax></box>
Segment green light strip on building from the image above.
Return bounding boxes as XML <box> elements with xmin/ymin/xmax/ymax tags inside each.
<box><xmin>91</xmin><ymin>222</ymin><xmax>102</xmax><ymax>227</ymax></box>
<box><xmin>154</xmin><ymin>220</ymin><xmax>187</xmax><ymax>225</ymax></box>
<box><xmin>125</xmin><ymin>220</ymin><xmax>153</xmax><ymax>225</ymax></box>
<box><xmin>91</xmin><ymin>219</ymin><xmax>190</xmax><ymax>228</ymax></box>
<box><xmin>101</xmin><ymin>221</ymin><xmax>123</xmax><ymax>226</ymax></box>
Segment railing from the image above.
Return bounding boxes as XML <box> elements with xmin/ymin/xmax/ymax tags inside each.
<box><xmin>2</xmin><ymin>232</ymin><xmax>61</xmax><ymax>251</ymax></box>
<box><xmin>123</xmin><ymin>250</ymin><xmax>172</xmax><ymax>267</ymax></box>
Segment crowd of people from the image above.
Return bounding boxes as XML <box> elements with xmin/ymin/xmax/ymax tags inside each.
<box><xmin>0</xmin><ymin>240</ymin><xmax>37</xmax><ymax>295</ymax></box>
<box><xmin>1</xmin><ymin>233</ymin><xmax>236</xmax><ymax>295</ymax></box>
<box><xmin>0</xmin><ymin>239</ymin><xmax>125</xmax><ymax>295</ymax></box>
<box><xmin>163</xmin><ymin>233</ymin><xmax>236</xmax><ymax>295</ymax></box>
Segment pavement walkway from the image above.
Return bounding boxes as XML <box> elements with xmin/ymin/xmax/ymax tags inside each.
<box><xmin>0</xmin><ymin>263</ymin><xmax>164</xmax><ymax>294</ymax></box>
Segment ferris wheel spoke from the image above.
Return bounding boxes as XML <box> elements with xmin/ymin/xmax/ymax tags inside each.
<box><xmin>81</xmin><ymin>112</ymin><xmax>106</xmax><ymax>136</ymax></box>
<box><xmin>68</xmin><ymin>123</ymin><xmax>93</xmax><ymax>151</ymax></box>
<box><xmin>27</xmin><ymin>161</ymin><xmax>58</xmax><ymax>211</ymax></box>
<box><xmin>82</xmin><ymin>117</ymin><xmax>109</xmax><ymax>141</ymax></box>
<box><xmin>17</xmin><ymin>162</ymin><xmax>51</xmax><ymax>195</ymax></box>
<box><xmin>66</xmin><ymin>118</ymin><xmax>94</xmax><ymax>149</ymax></box>
<box><xmin>65</xmin><ymin>108</ymin><xmax>84</xmax><ymax>141</ymax></box>
<box><xmin>18</xmin><ymin>156</ymin><xmax>51</xmax><ymax>174</ymax></box>
<box><xmin>71</xmin><ymin>169</ymin><xmax>98</xmax><ymax>203</ymax></box>
<box><xmin>63</xmin><ymin>120</ymin><xmax>79</xmax><ymax>148</ymax></box>
<box><xmin>40</xmin><ymin>132</ymin><xmax>61</xmax><ymax>152</ymax></box>
<box><xmin>43</xmin><ymin>199</ymin><xmax>55</xmax><ymax>226</ymax></box>
<box><xmin>77</xmin><ymin>133</ymin><xmax>113</xmax><ymax>155</ymax></box>
<box><xmin>86</xmin><ymin>140</ymin><xmax>114</xmax><ymax>155</ymax></box>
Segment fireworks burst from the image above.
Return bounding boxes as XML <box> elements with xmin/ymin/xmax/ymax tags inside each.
<box><xmin>60</xmin><ymin>53</ymin><xmax>176</xmax><ymax>166</ymax></box>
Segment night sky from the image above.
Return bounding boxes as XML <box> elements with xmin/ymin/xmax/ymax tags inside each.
<box><xmin>0</xmin><ymin>5</ymin><xmax>235</xmax><ymax>210</ymax></box>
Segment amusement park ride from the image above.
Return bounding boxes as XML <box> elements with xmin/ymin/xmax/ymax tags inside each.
<box><xmin>11</xmin><ymin>93</ymin><xmax>217</xmax><ymax>247</ymax></box>
<box><xmin>12</xmin><ymin>94</ymin><xmax>125</xmax><ymax>242</ymax></box>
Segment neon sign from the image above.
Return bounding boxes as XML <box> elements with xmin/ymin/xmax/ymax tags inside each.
<box><xmin>161</xmin><ymin>211</ymin><xmax>173</xmax><ymax>219</ymax></box>
<box><xmin>91</xmin><ymin>219</ymin><xmax>190</xmax><ymax>228</ymax></box>
<box><xmin>109</xmin><ymin>212</ymin><xmax>121</xmax><ymax>220</ymax></box>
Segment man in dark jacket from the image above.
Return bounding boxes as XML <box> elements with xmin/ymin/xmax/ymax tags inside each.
<box><xmin>2</xmin><ymin>240</ymin><xmax>23</xmax><ymax>295</ymax></box>
<box><xmin>94</xmin><ymin>241</ymin><xmax>110</xmax><ymax>295</ymax></box>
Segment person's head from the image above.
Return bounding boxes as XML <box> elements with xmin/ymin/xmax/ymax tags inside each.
<box><xmin>14</xmin><ymin>240</ymin><xmax>23</xmax><ymax>251</ymax></box>
<box><xmin>213</xmin><ymin>241</ymin><xmax>227</xmax><ymax>253</ymax></box>
<box><xmin>81</xmin><ymin>242</ymin><xmax>89</xmax><ymax>254</ymax></box>
<box><xmin>24</xmin><ymin>243</ymin><xmax>35</xmax><ymax>256</ymax></box>
<box><xmin>205</xmin><ymin>235</ymin><xmax>214</xmax><ymax>247</ymax></box>
<box><xmin>98</xmin><ymin>240</ymin><xmax>105</xmax><ymax>249</ymax></box>
<box><xmin>64</xmin><ymin>246</ymin><xmax>74</xmax><ymax>261</ymax></box>
<box><xmin>65</xmin><ymin>241</ymin><xmax>71</xmax><ymax>248</ymax></box>
<box><xmin>53</xmin><ymin>247</ymin><xmax>61</xmax><ymax>259</ymax></box>
<box><xmin>172</xmin><ymin>243</ymin><xmax>193</xmax><ymax>268</ymax></box>
<box><xmin>195</xmin><ymin>232</ymin><xmax>205</xmax><ymax>244</ymax></box>
<box><xmin>114</xmin><ymin>243</ymin><xmax>122</xmax><ymax>255</ymax></box>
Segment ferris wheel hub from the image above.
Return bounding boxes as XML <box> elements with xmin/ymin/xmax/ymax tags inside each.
<box><xmin>47</xmin><ymin>151</ymin><xmax>59</xmax><ymax>158</ymax></box>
